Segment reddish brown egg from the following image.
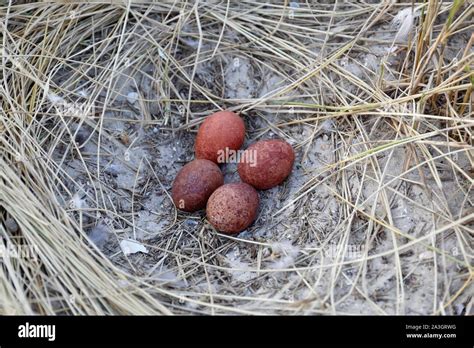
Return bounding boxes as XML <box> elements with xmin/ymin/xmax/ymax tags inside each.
<box><xmin>238</xmin><ymin>139</ymin><xmax>295</xmax><ymax>190</ymax></box>
<box><xmin>206</xmin><ymin>183</ymin><xmax>259</xmax><ymax>234</ymax></box>
<box><xmin>172</xmin><ymin>159</ymin><xmax>224</xmax><ymax>212</ymax></box>
<box><xmin>195</xmin><ymin>110</ymin><xmax>245</xmax><ymax>163</ymax></box>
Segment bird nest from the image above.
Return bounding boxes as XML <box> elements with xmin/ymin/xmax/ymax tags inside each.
<box><xmin>0</xmin><ymin>1</ymin><xmax>472</xmax><ymax>315</ymax></box>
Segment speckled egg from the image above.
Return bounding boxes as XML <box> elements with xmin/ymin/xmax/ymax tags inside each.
<box><xmin>206</xmin><ymin>183</ymin><xmax>259</xmax><ymax>234</ymax></box>
<box><xmin>238</xmin><ymin>139</ymin><xmax>295</xmax><ymax>190</ymax></box>
<box><xmin>195</xmin><ymin>110</ymin><xmax>245</xmax><ymax>163</ymax></box>
<box><xmin>172</xmin><ymin>159</ymin><xmax>224</xmax><ymax>212</ymax></box>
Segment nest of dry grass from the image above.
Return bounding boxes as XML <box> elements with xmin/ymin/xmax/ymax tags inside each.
<box><xmin>0</xmin><ymin>1</ymin><xmax>472</xmax><ymax>315</ymax></box>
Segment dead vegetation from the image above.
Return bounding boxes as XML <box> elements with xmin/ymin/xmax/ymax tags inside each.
<box><xmin>0</xmin><ymin>1</ymin><xmax>472</xmax><ymax>315</ymax></box>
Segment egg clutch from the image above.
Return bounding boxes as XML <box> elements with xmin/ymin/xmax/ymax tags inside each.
<box><xmin>172</xmin><ymin>110</ymin><xmax>295</xmax><ymax>235</ymax></box>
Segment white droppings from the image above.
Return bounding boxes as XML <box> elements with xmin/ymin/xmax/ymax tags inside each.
<box><xmin>126</xmin><ymin>92</ymin><xmax>139</xmax><ymax>104</ymax></box>
<box><xmin>88</xmin><ymin>224</ymin><xmax>109</xmax><ymax>249</ymax></box>
<box><xmin>158</xmin><ymin>47</ymin><xmax>168</xmax><ymax>61</ymax></box>
<box><xmin>47</xmin><ymin>92</ymin><xmax>65</xmax><ymax>104</ymax></box>
<box><xmin>419</xmin><ymin>251</ymin><xmax>434</xmax><ymax>261</ymax></box>
<box><xmin>268</xmin><ymin>240</ymin><xmax>300</xmax><ymax>269</ymax></box>
<box><xmin>392</xmin><ymin>8</ymin><xmax>419</xmax><ymax>42</ymax></box>
<box><xmin>70</xmin><ymin>192</ymin><xmax>85</xmax><ymax>209</ymax></box>
<box><xmin>289</xmin><ymin>2</ymin><xmax>300</xmax><ymax>9</ymax></box>
<box><xmin>119</xmin><ymin>239</ymin><xmax>148</xmax><ymax>256</ymax></box>
<box><xmin>225</xmin><ymin>249</ymin><xmax>256</xmax><ymax>282</ymax></box>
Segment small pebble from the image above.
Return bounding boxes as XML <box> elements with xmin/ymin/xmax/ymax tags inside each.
<box><xmin>5</xmin><ymin>217</ymin><xmax>19</xmax><ymax>233</ymax></box>
<box><xmin>126</xmin><ymin>92</ymin><xmax>139</xmax><ymax>104</ymax></box>
<box><xmin>74</xmin><ymin>130</ymin><xmax>89</xmax><ymax>146</ymax></box>
<box><xmin>184</xmin><ymin>219</ymin><xmax>198</xmax><ymax>227</ymax></box>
